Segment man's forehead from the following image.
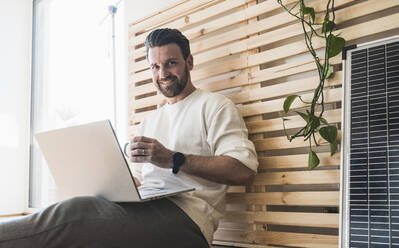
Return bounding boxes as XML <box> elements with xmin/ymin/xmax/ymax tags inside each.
<box><xmin>148</xmin><ymin>43</ymin><xmax>184</xmax><ymax>63</ymax></box>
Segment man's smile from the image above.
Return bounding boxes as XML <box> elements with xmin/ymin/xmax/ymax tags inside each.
<box><xmin>159</xmin><ymin>80</ymin><xmax>174</xmax><ymax>85</ymax></box>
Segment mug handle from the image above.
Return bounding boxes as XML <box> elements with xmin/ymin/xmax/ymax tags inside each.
<box><xmin>123</xmin><ymin>142</ymin><xmax>130</xmax><ymax>157</ymax></box>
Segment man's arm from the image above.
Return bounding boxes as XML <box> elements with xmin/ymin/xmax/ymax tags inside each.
<box><xmin>130</xmin><ymin>136</ymin><xmax>255</xmax><ymax>186</ymax></box>
<box><xmin>182</xmin><ymin>154</ymin><xmax>255</xmax><ymax>185</ymax></box>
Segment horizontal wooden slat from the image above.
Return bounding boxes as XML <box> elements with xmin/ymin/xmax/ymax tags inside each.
<box><xmin>195</xmin><ymin>70</ymin><xmax>249</xmax><ymax>92</ymax></box>
<box><xmin>128</xmin><ymin>0</ymin><xmax>184</xmax><ymax>27</ymax></box>
<box><xmin>226</xmin><ymin>191</ymin><xmax>339</xmax><ymax>206</ymax></box>
<box><xmin>253</xmin><ymin>132</ymin><xmax>337</xmax><ymax>151</ymax></box>
<box><xmin>131</xmin><ymin>68</ymin><xmax>151</xmax><ymax>83</ymax></box>
<box><xmin>133</xmin><ymin>0</ymin><xmax>253</xmax><ymax>46</ymax></box>
<box><xmin>247</xmin><ymin>108</ymin><xmax>342</xmax><ymax>134</ymax></box>
<box><xmin>253</xmin><ymin>170</ymin><xmax>340</xmax><ymax>185</ymax></box>
<box><xmin>231</xmin><ymin>71</ymin><xmax>342</xmax><ymax>104</ymax></box>
<box><xmin>223</xmin><ymin>211</ymin><xmax>339</xmax><ymax>228</ymax></box>
<box><xmin>250</xmin><ymin>58</ymin><xmax>315</xmax><ymax>84</ymax></box>
<box><xmin>239</xmin><ymin>87</ymin><xmax>341</xmax><ymax>117</ymax></box>
<box><xmin>213</xmin><ymin>229</ymin><xmax>338</xmax><ymax>248</ymax></box>
<box><xmin>258</xmin><ymin>152</ymin><xmax>340</xmax><ymax>170</ymax></box>
<box><xmin>131</xmin><ymin>94</ymin><xmax>165</xmax><ymax>111</ymax></box>
<box><xmin>129</xmin><ymin>0</ymin><xmax>216</xmax><ymax>33</ymax></box>
<box><xmin>212</xmin><ymin>241</ymin><xmax>276</xmax><ymax>248</ymax></box>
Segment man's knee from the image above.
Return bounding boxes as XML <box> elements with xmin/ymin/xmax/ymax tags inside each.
<box><xmin>47</xmin><ymin>196</ymin><xmax>126</xmax><ymax>222</ymax></box>
<box><xmin>61</xmin><ymin>196</ymin><xmax>104</xmax><ymax>209</ymax></box>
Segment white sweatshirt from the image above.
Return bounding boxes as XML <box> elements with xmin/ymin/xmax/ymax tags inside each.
<box><xmin>131</xmin><ymin>88</ymin><xmax>258</xmax><ymax>244</ymax></box>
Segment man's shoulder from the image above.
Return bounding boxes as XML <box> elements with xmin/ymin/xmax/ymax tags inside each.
<box><xmin>196</xmin><ymin>89</ymin><xmax>233</xmax><ymax>107</ymax></box>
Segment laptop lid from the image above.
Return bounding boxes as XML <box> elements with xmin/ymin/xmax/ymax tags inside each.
<box><xmin>35</xmin><ymin>120</ymin><xmax>142</xmax><ymax>202</ymax></box>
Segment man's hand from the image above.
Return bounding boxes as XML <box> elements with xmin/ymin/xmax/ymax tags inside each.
<box><xmin>130</xmin><ymin>136</ymin><xmax>174</xmax><ymax>169</ymax></box>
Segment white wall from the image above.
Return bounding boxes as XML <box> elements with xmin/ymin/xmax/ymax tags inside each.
<box><xmin>0</xmin><ymin>0</ymin><xmax>32</xmax><ymax>214</ymax></box>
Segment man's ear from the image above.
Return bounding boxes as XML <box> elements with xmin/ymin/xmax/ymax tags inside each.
<box><xmin>186</xmin><ymin>54</ymin><xmax>193</xmax><ymax>71</ymax></box>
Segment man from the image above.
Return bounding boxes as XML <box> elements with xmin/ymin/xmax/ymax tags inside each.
<box><xmin>0</xmin><ymin>28</ymin><xmax>258</xmax><ymax>248</ymax></box>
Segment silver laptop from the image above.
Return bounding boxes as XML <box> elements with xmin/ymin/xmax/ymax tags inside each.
<box><xmin>34</xmin><ymin>120</ymin><xmax>194</xmax><ymax>202</ymax></box>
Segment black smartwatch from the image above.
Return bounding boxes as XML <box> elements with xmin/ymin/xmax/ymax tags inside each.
<box><xmin>172</xmin><ymin>152</ymin><xmax>185</xmax><ymax>174</ymax></box>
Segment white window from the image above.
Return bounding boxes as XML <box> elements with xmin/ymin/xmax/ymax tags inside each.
<box><xmin>0</xmin><ymin>0</ymin><xmax>32</xmax><ymax>216</ymax></box>
<box><xmin>30</xmin><ymin>0</ymin><xmax>126</xmax><ymax>208</ymax></box>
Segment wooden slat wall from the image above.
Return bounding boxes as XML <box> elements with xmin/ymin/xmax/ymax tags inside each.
<box><xmin>128</xmin><ymin>1</ymin><xmax>399</xmax><ymax>247</ymax></box>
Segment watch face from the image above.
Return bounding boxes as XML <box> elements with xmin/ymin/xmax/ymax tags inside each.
<box><xmin>174</xmin><ymin>152</ymin><xmax>185</xmax><ymax>164</ymax></box>
<box><xmin>172</xmin><ymin>152</ymin><xmax>185</xmax><ymax>174</ymax></box>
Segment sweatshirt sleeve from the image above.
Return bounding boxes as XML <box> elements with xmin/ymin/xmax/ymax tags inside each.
<box><xmin>207</xmin><ymin>100</ymin><xmax>259</xmax><ymax>172</ymax></box>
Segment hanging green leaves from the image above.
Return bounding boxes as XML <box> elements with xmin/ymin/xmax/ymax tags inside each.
<box><xmin>319</xmin><ymin>126</ymin><xmax>337</xmax><ymax>144</ymax></box>
<box><xmin>301</xmin><ymin>5</ymin><xmax>315</xmax><ymax>23</ymax></box>
<box><xmin>320</xmin><ymin>117</ymin><xmax>329</xmax><ymax>125</ymax></box>
<box><xmin>308</xmin><ymin>150</ymin><xmax>320</xmax><ymax>170</ymax></box>
<box><xmin>295</xmin><ymin>111</ymin><xmax>309</xmax><ymax>123</ymax></box>
<box><xmin>330</xmin><ymin>142</ymin><xmax>338</xmax><ymax>155</ymax></box>
<box><xmin>320</xmin><ymin>125</ymin><xmax>339</xmax><ymax>155</ymax></box>
<box><xmin>325</xmin><ymin>65</ymin><xmax>333</xmax><ymax>79</ymax></box>
<box><xmin>277</xmin><ymin>0</ymin><xmax>345</xmax><ymax>170</ymax></box>
<box><xmin>283</xmin><ymin>95</ymin><xmax>299</xmax><ymax>113</ymax></box>
<box><xmin>328</xmin><ymin>34</ymin><xmax>346</xmax><ymax>58</ymax></box>
<box><xmin>322</xmin><ymin>19</ymin><xmax>336</xmax><ymax>34</ymax></box>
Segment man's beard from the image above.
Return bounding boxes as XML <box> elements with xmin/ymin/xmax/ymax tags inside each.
<box><xmin>156</xmin><ymin>66</ymin><xmax>189</xmax><ymax>98</ymax></box>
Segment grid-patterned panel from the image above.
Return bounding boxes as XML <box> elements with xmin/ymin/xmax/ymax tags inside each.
<box><xmin>349</xmin><ymin>41</ymin><xmax>399</xmax><ymax>248</ymax></box>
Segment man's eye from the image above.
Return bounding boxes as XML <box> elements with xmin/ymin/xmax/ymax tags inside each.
<box><xmin>151</xmin><ymin>65</ymin><xmax>159</xmax><ymax>70</ymax></box>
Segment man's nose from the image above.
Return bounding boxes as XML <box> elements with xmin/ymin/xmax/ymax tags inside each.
<box><xmin>159</xmin><ymin>65</ymin><xmax>169</xmax><ymax>78</ymax></box>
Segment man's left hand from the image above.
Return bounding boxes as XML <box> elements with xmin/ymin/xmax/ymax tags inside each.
<box><xmin>130</xmin><ymin>136</ymin><xmax>174</xmax><ymax>169</ymax></box>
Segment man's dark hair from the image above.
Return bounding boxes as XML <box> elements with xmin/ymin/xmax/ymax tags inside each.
<box><xmin>145</xmin><ymin>28</ymin><xmax>191</xmax><ymax>60</ymax></box>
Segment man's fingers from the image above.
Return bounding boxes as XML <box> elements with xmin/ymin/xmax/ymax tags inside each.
<box><xmin>131</xmin><ymin>148</ymin><xmax>149</xmax><ymax>156</ymax></box>
<box><xmin>130</xmin><ymin>142</ymin><xmax>152</xmax><ymax>150</ymax></box>
<box><xmin>130</xmin><ymin>155</ymin><xmax>150</xmax><ymax>163</ymax></box>
<box><xmin>132</xmin><ymin>136</ymin><xmax>154</xmax><ymax>143</ymax></box>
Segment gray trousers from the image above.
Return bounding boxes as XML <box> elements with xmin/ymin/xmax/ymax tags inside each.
<box><xmin>0</xmin><ymin>196</ymin><xmax>209</xmax><ymax>248</ymax></box>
